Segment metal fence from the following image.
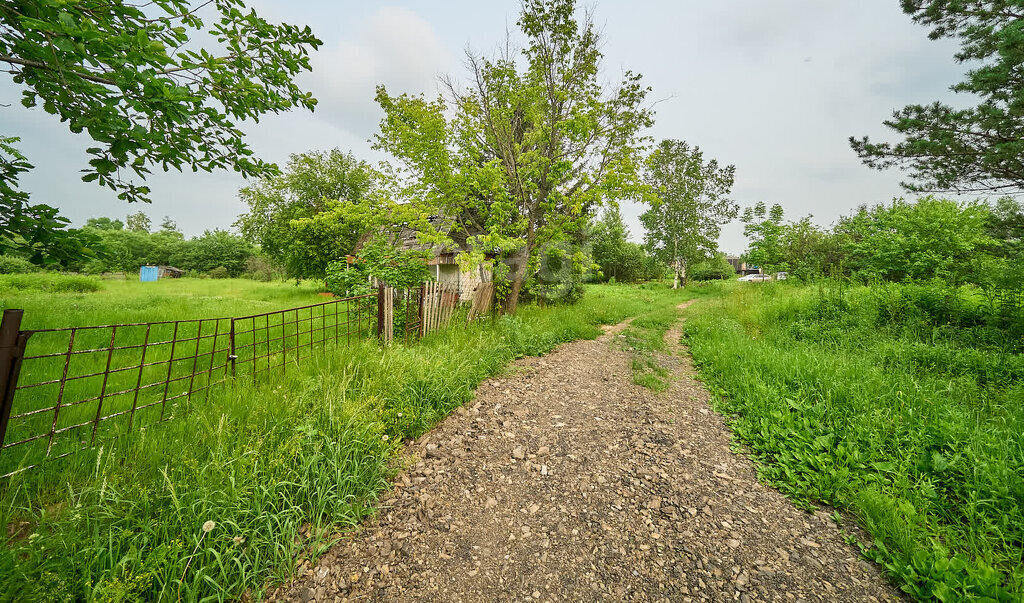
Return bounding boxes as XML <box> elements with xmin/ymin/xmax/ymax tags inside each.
<box><xmin>0</xmin><ymin>283</ymin><xmax>493</xmax><ymax>478</ymax></box>
<box><xmin>0</xmin><ymin>293</ymin><xmax>377</xmax><ymax>479</ymax></box>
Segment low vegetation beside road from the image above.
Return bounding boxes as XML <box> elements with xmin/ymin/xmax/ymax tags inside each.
<box><xmin>684</xmin><ymin>281</ymin><xmax>1024</xmax><ymax>600</ymax></box>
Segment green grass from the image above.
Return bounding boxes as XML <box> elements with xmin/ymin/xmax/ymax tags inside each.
<box><xmin>0</xmin><ymin>277</ymin><xmax>352</xmax><ymax>479</ymax></box>
<box><xmin>1</xmin><ymin>277</ymin><xmax>328</xmax><ymax>330</ymax></box>
<box><xmin>0</xmin><ymin>282</ymin><xmax>690</xmax><ymax>602</ymax></box>
<box><xmin>683</xmin><ymin>281</ymin><xmax>1024</xmax><ymax>601</ymax></box>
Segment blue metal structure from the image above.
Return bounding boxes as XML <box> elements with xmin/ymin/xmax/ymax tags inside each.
<box><xmin>139</xmin><ymin>265</ymin><xmax>159</xmax><ymax>282</ymax></box>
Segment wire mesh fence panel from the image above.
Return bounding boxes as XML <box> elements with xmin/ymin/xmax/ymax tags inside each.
<box><xmin>0</xmin><ymin>285</ymin><xmax>501</xmax><ymax>478</ymax></box>
<box><xmin>0</xmin><ymin>293</ymin><xmax>380</xmax><ymax>478</ymax></box>
<box><xmin>230</xmin><ymin>293</ymin><xmax>377</xmax><ymax>380</ymax></box>
<box><xmin>1</xmin><ymin>318</ymin><xmax>231</xmax><ymax>477</ymax></box>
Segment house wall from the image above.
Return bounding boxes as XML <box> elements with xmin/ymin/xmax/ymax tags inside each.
<box><xmin>433</xmin><ymin>264</ymin><xmax>492</xmax><ymax>302</ymax></box>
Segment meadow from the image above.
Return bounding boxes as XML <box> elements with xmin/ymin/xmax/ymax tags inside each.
<box><xmin>0</xmin><ymin>278</ymin><xmax>691</xmax><ymax>602</ymax></box>
<box><xmin>683</xmin><ymin>281</ymin><xmax>1024</xmax><ymax>600</ymax></box>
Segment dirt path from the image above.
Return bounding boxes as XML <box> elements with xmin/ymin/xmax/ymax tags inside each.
<box><xmin>274</xmin><ymin>303</ymin><xmax>899</xmax><ymax>602</ymax></box>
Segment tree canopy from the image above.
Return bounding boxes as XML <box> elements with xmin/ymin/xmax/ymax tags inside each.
<box><xmin>851</xmin><ymin>1</ymin><xmax>1024</xmax><ymax>194</ymax></box>
<box><xmin>641</xmin><ymin>139</ymin><xmax>737</xmax><ymax>288</ymax></box>
<box><xmin>0</xmin><ymin>0</ymin><xmax>322</xmax><ymax>204</ymax></box>
<box><xmin>236</xmin><ymin>149</ymin><xmax>381</xmax><ymax>280</ymax></box>
<box><xmin>373</xmin><ymin>0</ymin><xmax>653</xmax><ymax>311</ymax></box>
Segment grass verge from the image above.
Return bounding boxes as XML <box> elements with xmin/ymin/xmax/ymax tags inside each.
<box><xmin>683</xmin><ymin>281</ymin><xmax>1024</xmax><ymax>601</ymax></box>
<box><xmin>0</xmin><ymin>283</ymin><xmax>687</xmax><ymax>602</ymax></box>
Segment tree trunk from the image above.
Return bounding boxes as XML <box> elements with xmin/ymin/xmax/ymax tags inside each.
<box><xmin>680</xmin><ymin>258</ymin><xmax>688</xmax><ymax>288</ymax></box>
<box><xmin>502</xmin><ymin>245</ymin><xmax>530</xmax><ymax>314</ymax></box>
<box><xmin>672</xmin><ymin>258</ymin><xmax>680</xmax><ymax>289</ymax></box>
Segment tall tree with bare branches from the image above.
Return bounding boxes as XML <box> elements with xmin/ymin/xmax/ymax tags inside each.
<box><xmin>373</xmin><ymin>0</ymin><xmax>653</xmax><ymax>312</ymax></box>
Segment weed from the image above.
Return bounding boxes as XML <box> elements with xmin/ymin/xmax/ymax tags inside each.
<box><xmin>685</xmin><ymin>281</ymin><xmax>1024</xmax><ymax>599</ymax></box>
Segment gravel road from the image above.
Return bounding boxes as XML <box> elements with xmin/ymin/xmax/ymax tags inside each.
<box><xmin>273</xmin><ymin>305</ymin><xmax>900</xmax><ymax>602</ymax></box>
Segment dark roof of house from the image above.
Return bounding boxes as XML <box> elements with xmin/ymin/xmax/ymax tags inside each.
<box><xmin>356</xmin><ymin>214</ymin><xmax>487</xmax><ymax>256</ymax></box>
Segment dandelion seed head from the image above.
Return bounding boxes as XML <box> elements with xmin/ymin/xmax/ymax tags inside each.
<box><xmin>381</xmin><ymin>434</ymin><xmax>389</xmax><ymax>441</ymax></box>
<box><xmin>202</xmin><ymin>520</ymin><xmax>216</xmax><ymax>533</ymax></box>
<box><xmin>233</xmin><ymin>536</ymin><xmax>246</xmax><ymax>545</ymax></box>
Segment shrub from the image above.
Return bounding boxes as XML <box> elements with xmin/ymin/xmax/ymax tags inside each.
<box><xmin>0</xmin><ymin>255</ymin><xmax>40</xmax><ymax>274</ymax></box>
<box><xmin>208</xmin><ymin>266</ymin><xmax>230</xmax><ymax>279</ymax></box>
<box><xmin>244</xmin><ymin>256</ymin><xmax>279</xmax><ymax>282</ymax></box>
<box><xmin>690</xmin><ymin>254</ymin><xmax>735</xmax><ymax>282</ymax></box>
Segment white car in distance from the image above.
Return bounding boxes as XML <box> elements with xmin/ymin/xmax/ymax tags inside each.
<box><xmin>737</xmin><ymin>273</ymin><xmax>771</xmax><ymax>282</ymax></box>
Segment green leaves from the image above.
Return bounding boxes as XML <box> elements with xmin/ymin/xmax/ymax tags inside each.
<box><xmin>0</xmin><ymin>0</ymin><xmax>322</xmax><ymax>203</ymax></box>
<box><xmin>374</xmin><ymin>0</ymin><xmax>652</xmax><ymax>311</ymax></box>
<box><xmin>853</xmin><ymin>2</ymin><xmax>1024</xmax><ymax>194</ymax></box>
<box><xmin>641</xmin><ymin>139</ymin><xmax>737</xmax><ymax>286</ymax></box>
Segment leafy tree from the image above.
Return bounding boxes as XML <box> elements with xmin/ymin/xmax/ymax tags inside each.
<box><xmin>741</xmin><ymin>202</ymin><xmax>786</xmax><ymax>274</ymax></box>
<box><xmin>373</xmin><ymin>0</ymin><xmax>653</xmax><ymax>312</ymax></box>
<box><xmin>1</xmin><ymin>136</ymin><xmax>99</xmax><ymax>268</ymax></box>
<box><xmin>173</xmin><ymin>229</ymin><xmax>255</xmax><ymax>277</ymax></box>
<box><xmin>835</xmin><ymin>197</ymin><xmax>994</xmax><ymax>284</ymax></box>
<box><xmin>641</xmin><ymin>139</ymin><xmax>737</xmax><ymax>288</ymax></box>
<box><xmin>126</xmin><ymin>211</ymin><xmax>151</xmax><ymax>233</ymax></box>
<box><xmin>590</xmin><ymin>206</ymin><xmax>630</xmax><ymax>281</ymax></box>
<box><xmin>0</xmin><ymin>0</ymin><xmax>322</xmax><ymax>203</ymax></box>
<box><xmin>590</xmin><ymin>206</ymin><xmax>663</xmax><ymax>283</ymax></box>
<box><xmin>236</xmin><ymin>149</ymin><xmax>379</xmax><ymax>279</ymax></box>
<box><xmin>85</xmin><ymin>217</ymin><xmax>123</xmax><ymax>231</ymax></box>
<box><xmin>324</xmin><ymin>236</ymin><xmax>431</xmax><ymax>297</ymax></box>
<box><xmin>159</xmin><ymin>216</ymin><xmax>181</xmax><ymax>237</ymax></box>
<box><xmin>689</xmin><ymin>253</ymin><xmax>735</xmax><ymax>281</ymax></box>
<box><xmin>986</xmin><ymin>196</ymin><xmax>1024</xmax><ymax>259</ymax></box>
<box><xmin>851</xmin><ymin>2</ymin><xmax>1024</xmax><ymax>194</ymax></box>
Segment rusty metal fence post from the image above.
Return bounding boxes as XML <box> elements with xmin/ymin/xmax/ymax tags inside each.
<box><xmin>0</xmin><ymin>309</ymin><xmax>29</xmax><ymax>455</ymax></box>
<box><xmin>228</xmin><ymin>318</ymin><xmax>237</xmax><ymax>377</ymax></box>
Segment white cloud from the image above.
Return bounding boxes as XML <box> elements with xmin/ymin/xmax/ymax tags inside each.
<box><xmin>303</xmin><ymin>7</ymin><xmax>449</xmax><ymax>139</ymax></box>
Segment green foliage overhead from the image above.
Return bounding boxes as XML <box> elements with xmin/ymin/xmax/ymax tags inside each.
<box><xmin>373</xmin><ymin>0</ymin><xmax>653</xmax><ymax>312</ymax></box>
<box><xmin>236</xmin><ymin>149</ymin><xmax>381</xmax><ymax>280</ymax></box>
<box><xmin>0</xmin><ymin>0</ymin><xmax>322</xmax><ymax>203</ymax></box>
<box><xmin>851</xmin><ymin>2</ymin><xmax>1024</xmax><ymax>194</ymax></box>
<box><xmin>323</xmin><ymin>236</ymin><xmax>431</xmax><ymax>298</ymax></box>
<box><xmin>641</xmin><ymin>139</ymin><xmax>737</xmax><ymax>287</ymax></box>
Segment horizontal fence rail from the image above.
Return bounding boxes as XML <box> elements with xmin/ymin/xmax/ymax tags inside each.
<box><xmin>0</xmin><ymin>283</ymin><xmax>495</xmax><ymax>478</ymax></box>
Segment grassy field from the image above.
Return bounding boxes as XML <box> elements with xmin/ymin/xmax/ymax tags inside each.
<box><xmin>0</xmin><ymin>276</ymin><xmax>351</xmax><ymax>480</ymax></box>
<box><xmin>0</xmin><ymin>275</ymin><xmax>328</xmax><ymax>330</ymax></box>
<box><xmin>683</xmin><ymin>281</ymin><xmax>1024</xmax><ymax>600</ymax></box>
<box><xmin>0</xmin><ymin>280</ymin><xmax>690</xmax><ymax>602</ymax></box>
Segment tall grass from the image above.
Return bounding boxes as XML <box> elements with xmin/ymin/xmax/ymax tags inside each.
<box><xmin>0</xmin><ymin>282</ymin><xmax>688</xmax><ymax>602</ymax></box>
<box><xmin>684</xmin><ymin>281</ymin><xmax>1024</xmax><ymax>600</ymax></box>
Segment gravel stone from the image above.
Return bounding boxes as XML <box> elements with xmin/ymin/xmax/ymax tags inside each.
<box><xmin>271</xmin><ymin>303</ymin><xmax>900</xmax><ymax>602</ymax></box>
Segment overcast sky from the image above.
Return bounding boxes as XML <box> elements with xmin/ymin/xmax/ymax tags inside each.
<box><xmin>1</xmin><ymin>0</ymin><xmax>969</xmax><ymax>253</ymax></box>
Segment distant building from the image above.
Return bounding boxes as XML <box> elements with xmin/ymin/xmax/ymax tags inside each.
<box><xmin>139</xmin><ymin>265</ymin><xmax>184</xmax><ymax>282</ymax></box>
<box><xmin>355</xmin><ymin>215</ymin><xmax>494</xmax><ymax>301</ymax></box>
<box><xmin>725</xmin><ymin>256</ymin><xmax>762</xmax><ymax>275</ymax></box>
<box><xmin>158</xmin><ymin>266</ymin><xmax>184</xmax><ymax>279</ymax></box>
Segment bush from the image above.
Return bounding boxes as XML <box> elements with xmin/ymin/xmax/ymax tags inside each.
<box><xmin>244</xmin><ymin>256</ymin><xmax>279</xmax><ymax>282</ymax></box>
<box><xmin>0</xmin><ymin>255</ymin><xmax>40</xmax><ymax>274</ymax></box>
<box><xmin>208</xmin><ymin>266</ymin><xmax>230</xmax><ymax>279</ymax></box>
<box><xmin>690</xmin><ymin>254</ymin><xmax>735</xmax><ymax>282</ymax></box>
<box><xmin>0</xmin><ymin>274</ymin><xmax>102</xmax><ymax>293</ymax></box>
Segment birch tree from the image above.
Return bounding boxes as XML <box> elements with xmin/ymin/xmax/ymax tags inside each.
<box><xmin>641</xmin><ymin>139</ymin><xmax>737</xmax><ymax>288</ymax></box>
